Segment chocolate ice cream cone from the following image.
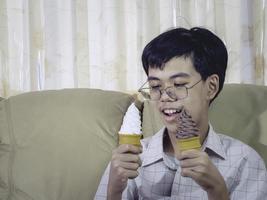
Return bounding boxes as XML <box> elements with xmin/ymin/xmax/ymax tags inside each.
<box><xmin>177</xmin><ymin>136</ymin><xmax>201</xmax><ymax>152</ymax></box>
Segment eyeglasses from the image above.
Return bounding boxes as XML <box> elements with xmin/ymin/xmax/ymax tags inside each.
<box><xmin>138</xmin><ymin>79</ymin><xmax>202</xmax><ymax>101</ymax></box>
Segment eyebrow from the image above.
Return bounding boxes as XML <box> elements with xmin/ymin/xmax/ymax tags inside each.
<box><xmin>147</xmin><ymin>72</ymin><xmax>190</xmax><ymax>81</ymax></box>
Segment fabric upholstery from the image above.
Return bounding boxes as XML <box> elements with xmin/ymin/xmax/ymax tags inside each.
<box><xmin>0</xmin><ymin>89</ymin><xmax>133</xmax><ymax>200</ymax></box>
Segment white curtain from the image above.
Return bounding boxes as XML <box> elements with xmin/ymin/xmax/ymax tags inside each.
<box><xmin>0</xmin><ymin>0</ymin><xmax>266</xmax><ymax>98</ymax></box>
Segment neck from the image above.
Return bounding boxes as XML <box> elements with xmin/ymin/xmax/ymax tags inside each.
<box><xmin>163</xmin><ymin>129</ymin><xmax>180</xmax><ymax>156</ymax></box>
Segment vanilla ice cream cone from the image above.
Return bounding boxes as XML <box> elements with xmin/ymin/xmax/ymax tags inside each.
<box><xmin>118</xmin><ymin>103</ymin><xmax>142</xmax><ymax>146</ymax></box>
<box><xmin>119</xmin><ymin>134</ymin><xmax>142</xmax><ymax>146</ymax></box>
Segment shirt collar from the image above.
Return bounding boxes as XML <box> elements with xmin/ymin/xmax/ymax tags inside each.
<box><xmin>141</xmin><ymin>128</ymin><xmax>165</xmax><ymax>167</ymax></box>
<box><xmin>202</xmin><ymin>124</ymin><xmax>227</xmax><ymax>160</ymax></box>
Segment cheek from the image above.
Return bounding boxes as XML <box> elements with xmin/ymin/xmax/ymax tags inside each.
<box><xmin>182</xmin><ymin>95</ymin><xmax>205</xmax><ymax>121</ymax></box>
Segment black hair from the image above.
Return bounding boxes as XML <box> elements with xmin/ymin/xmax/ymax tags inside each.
<box><xmin>141</xmin><ymin>27</ymin><xmax>228</xmax><ymax>102</ymax></box>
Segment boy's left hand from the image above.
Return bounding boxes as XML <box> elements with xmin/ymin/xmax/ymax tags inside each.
<box><xmin>177</xmin><ymin>149</ymin><xmax>229</xmax><ymax>200</ymax></box>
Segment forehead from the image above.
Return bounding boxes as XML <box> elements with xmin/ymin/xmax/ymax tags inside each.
<box><xmin>148</xmin><ymin>57</ymin><xmax>198</xmax><ymax>81</ymax></box>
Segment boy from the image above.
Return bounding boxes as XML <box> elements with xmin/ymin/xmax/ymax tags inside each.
<box><xmin>95</xmin><ymin>27</ymin><xmax>267</xmax><ymax>199</ymax></box>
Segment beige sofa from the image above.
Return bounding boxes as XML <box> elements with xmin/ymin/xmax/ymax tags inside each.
<box><xmin>0</xmin><ymin>84</ymin><xmax>266</xmax><ymax>200</ymax></box>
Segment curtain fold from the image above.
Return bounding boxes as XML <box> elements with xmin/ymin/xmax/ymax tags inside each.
<box><xmin>0</xmin><ymin>0</ymin><xmax>266</xmax><ymax>98</ymax></box>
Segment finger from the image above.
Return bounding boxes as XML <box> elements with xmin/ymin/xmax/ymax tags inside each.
<box><xmin>114</xmin><ymin>153</ymin><xmax>141</xmax><ymax>164</ymax></box>
<box><xmin>115</xmin><ymin>144</ymin><xmax>142</xmax><ymax>154</ymax></box>
<box><xmin>119</xmin><ymin>161</ymin><xmax>140</xmax><ymax>170</ymax></box>
<box><xmin>181</xmin><ymin>165</ymin><xmax>208</xmax><ymax>180</ymax></box>
<box><xmin>180</xmin><ymin>157</ymin><xmax>201</xmax><ymax>168</ymax></box>
<box><xmin>177</xmin><ymin>149</ymin><xmax>203</xmax><ymax>160</ymax></box>
<box><xmin>112</xmin><ymin>166</ymin><xmax>139</xmax><ymax>181</ymax></box>
<box><xmin>180</xmin><ymin>152</ymin><xmax>209</xmax><ymax>168</ymax></box>
<box><xmin>124</xmin><ymin>169</ymin><xmax>139</xmax><ymax>179</ymax></box>
<box><xmin>180</xmin><ymin>167</ymin><xmax>199</xmax><ymax>178</ymax></box>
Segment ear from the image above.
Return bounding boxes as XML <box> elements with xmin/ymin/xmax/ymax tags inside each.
<box><xmin>206</xmin><ymin>74</ymin><xmax>219</xmax><ymax>101</ymax></box>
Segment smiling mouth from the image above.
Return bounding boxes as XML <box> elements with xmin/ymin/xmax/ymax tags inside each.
<box><xmin>162</xmin><ymin>107</ymin><xmax>183</xmax><ymax>117</ymax></box>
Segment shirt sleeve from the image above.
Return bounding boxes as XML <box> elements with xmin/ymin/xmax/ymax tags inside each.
<box><xmin>94</xmin><ymin>162</ymin><xmax>138</xmax><ymax>200</ymax></box>
<box><xmin>230</xmin><ymin>149</ymin><xmax>267</xmax><ymax>200</ymax></box>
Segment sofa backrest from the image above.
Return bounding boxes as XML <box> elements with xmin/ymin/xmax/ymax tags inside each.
<box><xmin>0</xmin><ymin>89</ymin><xmax>133</xmax><ymax>200</ymax></box>
<box><xmin>142</xmin><ymin>84</ymin><xmax>267</xmax><ymax>165</ymax></box>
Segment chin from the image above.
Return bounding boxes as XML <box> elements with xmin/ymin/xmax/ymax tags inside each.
<box><xmin>162</xmin><ymin>118</ymin><xmax>178</xmax><ymax>135</ymax></box>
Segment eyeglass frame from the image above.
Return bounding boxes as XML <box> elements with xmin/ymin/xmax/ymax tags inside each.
<box><xmin>138</xmin><ymin>78</ymin><xmax>202</xmax><ymax>101</ymax></box>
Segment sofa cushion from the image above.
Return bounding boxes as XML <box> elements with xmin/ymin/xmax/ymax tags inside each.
<box><xmin>142</xmin><ymin>84</ymin><xmax>267</xmax><ymax>165</ymax></box>
<box><xmin>0</xmin><ymin>89</ymin><xmax>133</xmax><ymax>200</ymax></box>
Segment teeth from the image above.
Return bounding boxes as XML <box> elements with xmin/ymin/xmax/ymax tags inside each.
<box><xmin>163</xmin><ymin>109</ymin><xmax>178</xmax><ymax>114</ymax></box>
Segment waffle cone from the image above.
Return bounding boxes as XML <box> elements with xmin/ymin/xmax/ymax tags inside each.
<box><xmin>119</xmin><ymin>134</ymin><xmax>142</xmax><ymax>146</ymax></box>
<box><xmin>177</xmin><ymin>136</ymin><xmax>201</xmax><ymax>151</ymax></box>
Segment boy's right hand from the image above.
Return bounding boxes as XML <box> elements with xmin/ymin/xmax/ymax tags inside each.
<box><xmin>107</xmin><ymin>144</ymin><xmax>142</xmax><ymax>199</ymax></box>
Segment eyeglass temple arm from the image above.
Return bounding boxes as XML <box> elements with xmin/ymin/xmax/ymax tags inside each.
<box><xmin>138</xmin><ymin>80</ymin><xmax>149</xmax><ymax>92</ymax></box>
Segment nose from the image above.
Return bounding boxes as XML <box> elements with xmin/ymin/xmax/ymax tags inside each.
<box><xmin>159</xmin><ymin>89</ymin><xmax>176</xmax><ymax>102</ymax></box>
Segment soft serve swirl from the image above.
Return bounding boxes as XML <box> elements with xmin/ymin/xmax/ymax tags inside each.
<box><xmin>176</xmin><ymin>108</ymin><xmax>199</xmax><ymax>139</ymax></box>
<box><xmin>119</xmin><ymin>103</ymin><xmax>142</xmax><ymax>135</ymax></box>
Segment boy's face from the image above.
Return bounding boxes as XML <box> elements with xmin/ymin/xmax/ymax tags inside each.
<box><xmin>148</xmin><ymin>57</ymin><xmax>211</xmax><ymax>137</ymax></box>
